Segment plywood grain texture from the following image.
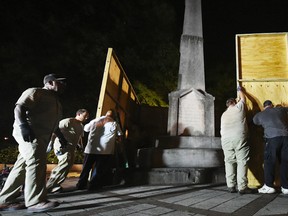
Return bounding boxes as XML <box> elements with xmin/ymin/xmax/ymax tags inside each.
<box><xmin>236</xmin><ymin>33</ymin><xmax>288</xmax><ymax>187</ymax></box>
<box><xmin>96</xmin><ymin>48</ymin><xmax>139</xmax><ymax>132</ymax></box>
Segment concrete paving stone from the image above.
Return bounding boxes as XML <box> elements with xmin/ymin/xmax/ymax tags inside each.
<box><xmin>126</xmin><ymin>203</ymin><xmax>156</xmax><ymax>211</ymax></box>
<box><xmin>188</xmin><ymin>189</ymin><xmax>228</xmax><ymax>205</ymax></box>
<box><xmin>191</xmin><ymin>192</ymin><xmax>239</xmax><ymax>209</ymax></box>
<box><xmin>174</xmin><ymin>189</ymin><xmax>222</xmax><ymax>206</ymax></box>
<box><xmin>125</xmin><ymin>213</ymin><xmax>151</xmax><ymax>216</ymax></box>
<box><xmin>160</xmin><ymin>189</ymin><xmax>205</xmax><ymax>203</ymax></box>
<box><xmin>2</xmin><ymin>177</ymin><xmax>288</xmax><ymax>216</ymax></box>
<box><xmin>211</xmin><ymin>194</ymin><xmax>259</xmax><ymax>213</ymax></box>
<box><xmin>253</xmin><ymin>195</ymin><xmax>288</xmax><ymax>215</ymax></box>
<box><xmin>163</xmin><ymin>190</ymin><xmax>209</xmax><ymax>205</ymax></box>
<box><xmin>97</xmin><ymin>207</ymin><xmax>137</xmax><ymax>216</ymax></box>
<box><xmin>112</xmin><ymin>185</ymin><xmax>189</xmax><ymax>198</ymax></box>
<box><xmin>157</xmin><ymin>210</ymin><xmax>195</xmax><ymax>216</ymax></box>
<box><xmin>112</xmin><ymin>185</ymin><xmax>172</xmax><ymax>194</ymax></box>
<box><xmin>48</xmin><ymin>208</ymin><xmax>86</xmax><ymax>216</ymax></box>
<box><xmin>140</xmin><ymin>206</ymin><xmax>174</xmax><ymax>215</ymax></box>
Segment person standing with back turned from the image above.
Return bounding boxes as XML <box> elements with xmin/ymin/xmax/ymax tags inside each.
<box><xmin>0</xmin><ymin>74</ymin><xmax>67</xmax><ymax>213</ymax></box>
<box><xmin>220</xmin><ymin>86</ymin><xmax>253</xmax><ymax>194</ymax></box>
<box><xmin>253</xmin><ymin>100</ymin><xmax>288</xmax><ymax>194</ymax></box>
<box><xmin>76</xmin><ymin>109</ymin><xmax>123</xmax><ymax>191</ymax></box>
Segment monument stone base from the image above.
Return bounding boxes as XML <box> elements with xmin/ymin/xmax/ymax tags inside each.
<box><xmin>127</xmin><ymin>136</ymin><xmax>225</xmax><ymax>185</ymax></box>
<box><xmin>126</xmin><ymin>167</ymin><xmax>225</xmax><ymax>185</ymax></box>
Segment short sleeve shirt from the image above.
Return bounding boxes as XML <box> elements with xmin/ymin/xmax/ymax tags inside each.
<box><xmin>253</xmin><ymin>107</ymin><xmax>288</xmax><ymax>138</ymax></box>
<box><xmin>13</xmin><ymin>87</ymin><xmax>62</xmax><ymax>137</ymax></box>
<box><xmin>54</xmin><ymin>118</ymin><xmax>84</xmax><ymax>151</ymax></box>
<box><xmin>220</xmin><ymin>100</ymin><xmax>248</xmax><ymax>139</ymax></box>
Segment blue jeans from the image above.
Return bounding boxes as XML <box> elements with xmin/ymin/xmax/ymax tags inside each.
<box><xmin>264</xmin><ymin>136</ymin><xmax>288</xmax><ymax>188</ymax></box>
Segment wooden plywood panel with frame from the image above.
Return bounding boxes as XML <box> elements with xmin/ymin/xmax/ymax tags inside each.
<box><xmin>96</xmin><ymin>48</ymin><xmax>140</xmax><ymax>132</ymax></box>
<box><xmin>236</xmin><ymin>33</ymin><xmax>288</xmax><ymax>187</ymax></box>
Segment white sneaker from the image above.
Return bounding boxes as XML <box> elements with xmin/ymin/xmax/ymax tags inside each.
<box><xmin>281</xmin><ymin>187</ymin><xmax>288</xmax><ymax>195</ymax></box>
<box><xmin>258</xmin><ymin>184</ymin><xmax>276</xmax><ymax>194</ymax></box>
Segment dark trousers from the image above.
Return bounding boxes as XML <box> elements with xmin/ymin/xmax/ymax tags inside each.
<box><xmin>264</xmin><ymin>136</ymin><xmax>288</xmax><ymax>188</ymax></box>
<box><xmin>77</xmin><ymin>153</ymin><xmax>113</xmax><ymax>190</ymax></box>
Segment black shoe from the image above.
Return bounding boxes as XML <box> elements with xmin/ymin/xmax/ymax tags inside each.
<box><xmin>76</xmin><ymin>183</ymin><xmax>87</xmax><ymax>190</ymax></box>
<box><xmin>238</xmin><ymin>187</ymin><xmax>257</xmax><ymax>195</ymax></box>
<box><xmin>227</xmin><ymin>187</ymin><xmax>237</xmax><ymax>193</ymax></box>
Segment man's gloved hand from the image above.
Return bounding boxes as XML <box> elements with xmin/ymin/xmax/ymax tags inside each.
<box><xmin>19</xmin><ymin>123</ymin><xmax>35</xmax><ymax>142</ymax></box>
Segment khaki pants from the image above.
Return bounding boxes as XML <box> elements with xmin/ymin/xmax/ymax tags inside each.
<box><xmin>46</xmin><ymin>148</ymin><xmax>75</xmax><ymax>191</ymax></box>
<box><xmin>221</xmin><ymin>137</ymin><xmax>250</xmax><ymax>190</ymax></box>
<box><xmin>0</xmin><ymin>132</ymin><xmax>48</xmax><ymax>207</ymax></box>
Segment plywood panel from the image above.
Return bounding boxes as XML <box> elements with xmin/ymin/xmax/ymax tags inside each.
<box><xmin>236</xmin><ymin>33</ymin><xmax>288</xmax><ymax>187</ymax></box>
<box><xmin>237</xmin><ymin>33</ymin><xmax>288</xmax><ymax>80</ymax></box>
<box><xmin>96</xmin><ymin>48</ymin><xmax>140</xmax><ymax>132</ymax></box>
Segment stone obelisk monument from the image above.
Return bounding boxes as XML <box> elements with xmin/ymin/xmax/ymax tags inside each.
<box><xmin>168</xmin><ymin>0</ymin><xmax>215</xmax><ymax>137</ymax></box>
<box><xmin>136</xmin><ymin>0</ymin><xmax>224</xmax><ymax>184</ymax></box>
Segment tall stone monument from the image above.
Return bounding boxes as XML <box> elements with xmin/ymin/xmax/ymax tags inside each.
<box><xmin>135</xmin><ymin>0</ymin><xmax>224</xmax><ymax>185</ymax></box>
<box><xmin>168</xmin><ymin>0</ymin><xmax>215</xmax><ymax>136</ymax></box>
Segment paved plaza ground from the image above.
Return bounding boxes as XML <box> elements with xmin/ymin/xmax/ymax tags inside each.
<box><xmin>1</xmin><ymin>177</ymin><xmax>288</xmax><ymax>216</ymax></box>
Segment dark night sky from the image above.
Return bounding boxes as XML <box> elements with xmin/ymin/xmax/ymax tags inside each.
<box><xmin>1</xmin><ymin>0</ymin><xmax>288</xmax><ymax>142</ymax></box>
<box><xmin>202</xmin><ymin>0</ymin><xmax>288</xmax><ymax>66</ymax></box>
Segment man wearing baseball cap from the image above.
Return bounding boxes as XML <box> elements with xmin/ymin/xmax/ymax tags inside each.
<box><xmin>0</xmin><ymin>74</ymin><xmax>67</xmax><ymax>213</ymax></box>
<box><xmin>253</xmin><ymin>100</ymin><xmax>288</xmax><ymax>194</ymax></box>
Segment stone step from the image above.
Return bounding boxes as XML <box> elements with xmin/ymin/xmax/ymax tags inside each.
<box><xmin>137</xmin><ymin>148</ymin><xmax>224</xmax><ymax>168</ymax></box>
<box><xmin>125</xmin><ymin>167</ymin><xmax>225</xmax><ymax>185</ymax></box>
<box><xmin>155</xmin><ymin>136</ymin><xmax>221</xmax><ymax>149</ymax></box>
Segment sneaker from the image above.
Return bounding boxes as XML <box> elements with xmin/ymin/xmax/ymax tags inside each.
<box><xmin>0</xmin><ymin>202</ymin><xmax>26</xmax><ymax>211</ymax></box>
<box><xmin>27</xmin><ymin>201</ymin><xmax>59</xmax><ymax>213</ymax></box>
<box><xmin>281</xmin><ymin>187</ymin><xmax>288</xmax><ymax>195</ymax></box>
<box><xmin>227</xmin><ymin>186</ymin><xmax>237</xmax><ymax>193</ymax></box>
<box><xmin>258</xmin><ymin>184</ymin><xmax>276</xmax><ymax>194</ymax></box>
<box><xmin>238</xmin><ymin>187</ymin><xmax>258</xmax><ymax>195</ymax></box>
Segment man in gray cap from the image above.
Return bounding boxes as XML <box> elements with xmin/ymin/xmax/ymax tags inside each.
<box><xmin>253</xmin><ymin>100</ymin><xmax>288</xmax><ymax>194</ymax></box>
<box><xmin>0</xmin><ymin>74</ymin><xmax>67</xmax><ymax>213</ymax></box>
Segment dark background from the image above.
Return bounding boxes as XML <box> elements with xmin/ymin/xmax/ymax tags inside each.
<box><xmin>1</xmin><ymin>0</ymin><xmax>288</xmax><ymax>143</ymax></box>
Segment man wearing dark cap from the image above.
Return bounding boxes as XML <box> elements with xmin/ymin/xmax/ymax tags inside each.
<box><xmin>220</xmin><ymin>86</ymin><xmax>252</xmax><ymax>194</ymax></box>
<box><xmin>253</xmin><ymin>100</ymin><xmax>288</xmax><ymax>194</ymax></box>
<box><xmin>0</xmin><ymin>74</ymin><xmax>66</xmax><ymax>212</ymax></box>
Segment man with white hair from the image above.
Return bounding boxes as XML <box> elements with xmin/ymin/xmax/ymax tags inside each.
<box><xmin>76</xmin><ymin>109</ymin><xmax>123</xmax><ymax>191</ymax></box>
